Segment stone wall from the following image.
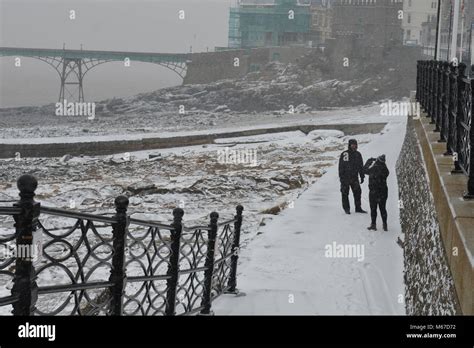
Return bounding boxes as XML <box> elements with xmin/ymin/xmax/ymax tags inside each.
<box><xmin>396</xmin><ymin>116</ymin><xmax>461</xmax><ymax>315</ymax></box>
<box><xmin>183</xmin><ymin>50</ymin><xmax>248</xmax><ymax>85</ymax></box>
<box><xmin>183</xmin><ymin>47</ymin><xmax>315</xmax><ymax>85</ymax></box>
<box><xmin>326</xmin><ymin>38</ymin><xmax>422</xmax><ymax>92</ymax></box>
<box><xmin>0</xmin><ymin>123</ymin><xmax>386</xmax><ymax>159</ymax></box>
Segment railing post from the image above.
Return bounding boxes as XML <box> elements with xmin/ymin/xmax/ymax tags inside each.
<box><xmin>108</xmin><ymin>195</ymin><xmax>129</xmax><ymax>316</ymax></box>
<box><xmin>426</xmin><ymin>61</ymin><xmax>430</xmax><ymax>112</ymax></box>
<box><xmin>444</xmin><ymin>63</ymin><xmax>458</xmax><ymax>155</ymax></box>
<box><xmin>428</xmin><ymin>60</ymin><xmax>433</xmax><ymax>118</ymax></box>
<box><xmin>226</xmin><ymin>205</ymin><xmax>244</xmax><ymax>294</ymax></box>
<box><xmin>452</xmin><ymin>63</ymin><xmax>466</xmax><ymax>173</ymax></box>
<box><xmin>429</xmin><ymin>61</ymin><xmax>435</xmax><ymax>123</ymax></box>
<box><xmin>427</xmin><ymin>61</ymin><xmax>431</xmax><ymax>114</ymax></box>
<box><xmin>433</xmin><ymin>60</ymin><xmax>438</xmax><ymax>122</ymax></box>
<box><xmin>434</xmin><ymin>61</ymin><xmax>442</xmax><ymax>131</ymax></box>
<box><xmin>200</xmin><ymin>212</ymin><xmax>219</xmax><ymax>315</ymax></box>
<box><xmin>425</xmin><ymin>61</ymin><xmax>430</xmax><ymax>112</ymax></box>
<box><xmin>425</xmin><ymin>61</ymin><xmax>430</xmax><ymax>114</ymax></box>
<box><xmin>420</xmin><ymin>61</ymin><xmax>424</xmax><ymax>108</ymax></box>
<box><xmin>421</xmin><ymin>61</ymin><xmax>426</xmax><ymax>109</ymax></box>
<box><xmin>416</xmin><ymin>61</ymin><xmax>420</xmax><ymax>102</ymax></box>
<box><xmin>11</xmin><ymin>174</ymin><xmax>40</xmax><ymax>316</ymax></box>
<box><xmin>165</xmin><ymin>208</ymin><xmax>183</xmax><ymax>316</ymax></box>
<box><xmin>433</xmin><ymin>60</ymin><xmax>438</xmax><ymax>120</ymax></box>
<box><xmin>439</xmin><ymin>62</ymin><xmax>450</xmax><ymax>142</ymax></box>
<box><xmin>464</xmin><ymin>73</ymin><xmax>474</xmax><ymax>199</ymax></box>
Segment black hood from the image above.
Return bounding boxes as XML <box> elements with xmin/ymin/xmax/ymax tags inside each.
<box><xmin>348</xmin><ymin>139</ymin><xmax>358</xmax><ymax>150</ymax></box>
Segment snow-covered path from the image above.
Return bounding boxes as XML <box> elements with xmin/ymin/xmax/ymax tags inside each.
<box><xmin>212</xmin><ymin>117</ymin><xmax>407</xmax><ymax>315</ymax></box>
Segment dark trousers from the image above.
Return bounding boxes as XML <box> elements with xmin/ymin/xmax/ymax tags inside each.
<box><xmin>369</xmin><ymin>191</ymin><xmax>388</xmax><ymax>225</ymax></box>
<box><xmin>340</xmin><ymin>179</ymin><xmax>361</xmax><ymax>211</ymax></box>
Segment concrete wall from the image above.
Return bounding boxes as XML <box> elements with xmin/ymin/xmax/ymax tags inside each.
<box><xmin>0</xmin><ymin>123</ymin><xmax>386</xmax><ymax>159</ymax></box>
<box><xmin>183</xmin><ymin>50</ymin><xmax>248</xmax><ymax>85</ymax></box>
<box><xmin>326</xmin><ymin>38</ymin><xmax>423</xmax><ymax>91</ymax></box>
<box><xmin>397</xmin><ymin>115</ymin><xmax>474</xmax><ymax>315</ymax></box>
<box><xmin>183</xmin><ymin>47</ymin><xmax>315</xmax><ymax>85</ymax></box>
<box><xmin>326</xmin><ymin>38</ymin><xmax>423</xmax><ymax>64</ymax></box>
<box><xmin>266</xmin><ymin>46</ymin><xmax>313</xmax><ymax>64</ymax></box>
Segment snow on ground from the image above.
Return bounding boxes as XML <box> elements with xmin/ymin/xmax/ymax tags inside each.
<box><xmin>0</xmin><ymin>128</ymin><xmax>354</xmax><ymax>314</ymax></box>
<box><xmin>212</xmin><ymin>116</ymin><xmax>407</xmax><ymax>315</ymax></box>
<box><xmin>0</xmin><ymin>103</ymin><xmax>393</xmax><ymax>142</ymax></box>
<box><xmin>0</xmin><ymin>104</ymin><xmax>406</xmax><ymax>315</ymax></box>
<box><xmin>0</xmin><ymin>130</ymin><xmax>349</xmax><ymax>228</ymax></box>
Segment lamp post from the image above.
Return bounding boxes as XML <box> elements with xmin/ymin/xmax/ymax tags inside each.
<box><xmin>434</xmin><ymin>0</ymin><xmax>442</xmax><ymax>60</ymax></box>
<box><xmin>450</xmin><ymin>0</ymin><xmax>461</xmax><ymax>62</ymax></box>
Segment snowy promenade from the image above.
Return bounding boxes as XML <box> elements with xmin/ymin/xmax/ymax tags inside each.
<box><xmin>213</xmin><ymin>117</ymin><xmax>407</xmax><ymax>315</ymax></box>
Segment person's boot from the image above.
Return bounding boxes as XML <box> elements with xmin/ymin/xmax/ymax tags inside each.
<box><xmin>355</xmin><ymin>208</ymin><xmax>368</xmax><ymax>214</ymax></box>
<box><xmin>367</xmin><ymin>223</ymin><xmax>377</xmax><ymax>231</ymax></box>
<box><xmin>344</xmin><ymin>209</ymin><xmax>351</xmax><ymax>215</ymax></box>
<box><xmin>383</xmin><ymin>223</ymin><xmax>388</xmax><ymax>232</ymax></box>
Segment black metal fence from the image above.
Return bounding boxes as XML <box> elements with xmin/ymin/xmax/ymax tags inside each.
<box><xmin>417</xmin><ymin>60</ymin><xmax>474</xmax><ymax>199</ymax></box>
<box><xmin>0</xmin><ymin>175</ymin><xmax>243</xmax><ymax>315</ymax></box>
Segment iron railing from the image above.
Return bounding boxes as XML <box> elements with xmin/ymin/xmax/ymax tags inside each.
<box><xmin>417</xmin><ymin>60</ymin><xmax>474</xmax><ymax>199</ymax></box>
<box><xmin>0</xmin><ymin>175</ymin><xmax>243</xmax><ymax>315</ymax></box>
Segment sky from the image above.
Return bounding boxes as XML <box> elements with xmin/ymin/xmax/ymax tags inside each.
<box><xmin>0</xmin><ymin>0</ymin><xmax>236</xmax><ymax>107</ymax></box>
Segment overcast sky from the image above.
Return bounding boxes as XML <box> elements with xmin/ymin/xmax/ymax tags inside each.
<box><xmin>0</xmin><ymin>0</ymin><xmax>235</xmax><ymax>107</ymax></box>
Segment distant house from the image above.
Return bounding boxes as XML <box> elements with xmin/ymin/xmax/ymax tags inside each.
<box><xmin>402</xmin><ymin>0</ymin><xmax>439</xmax><ymax>46</ymax></box>
<box><xmin>430</xmin><ymin>0</ymin><xmax>474</xmax><ymax>62</ymax></box>
<box><xmin>331</xmin><ymin>0</ymin><xmax>403</xmax><ymax>48</ymax></box>
<box><xmin>309</xmin><ymin>0</ymin><xmax>333</xmax><ymax>46</ymax></box>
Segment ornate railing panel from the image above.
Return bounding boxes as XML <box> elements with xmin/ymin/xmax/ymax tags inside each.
<box><xmin>175</xmin><ymin>227</ymin><xmax>209</xmax><ymax>315</ymax></box>
<box><xmin>35</xmin><ymin>215</ymin><xmax>115</xmax><ymax>316</ymax></box>
<box><xmin>417</xmin><ymin>60</ymin><xmax>474</xmax><ymax>198</ymax></box>
<box><xmin>122</xmin><ymin>222</ymin><xmax>173</xmax><ymax>316</ymax></box>
<box><xmin>0</xmin><ymin>175</ymin><xmax>244</xmax><ymax>316</ymax></box>
<box><xmin>459</xmin><ymin>77</ymin><xmax>473</xmax><ymax>177</ymax></box>
<box><xmin>0</xmin><ymin>209</ymin><xmax>18</xmax><ymax>310</ymax></box>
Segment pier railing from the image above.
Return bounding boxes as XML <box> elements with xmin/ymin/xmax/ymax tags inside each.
<box><xmin>0</xmin><ymin>175</ymin><xmax>243</xmax><ymax>315</ymax></box>
<box><xmin>417</xmin><ymin>60</ymin><xmax>474</xmax><ymax>198</ymax></box>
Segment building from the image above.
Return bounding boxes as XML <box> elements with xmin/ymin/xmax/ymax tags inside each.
<box><xmin>331</xmin><ymin>0</ymin><xmax>403</xmax><ymax>48</ymax></box>
<box><xmin>402</xmin><ymin>0</ymin><xmax>439</xmax><ymax>46</ymax></box>
<box><xmin>228</xmin><ymin>0</ymin><xmax>312</xmax><ymax>48</ymax></box>
<box><xmin>420</xmin><ymin>19</ymin><xmax>438</xmax><ymax>56</ymax></box>
<box><xmin>309</xmin><ymin>0</ymin><xmax>333</xmax><ymax>46</ymax></box>
<box><xmin>421</xmin><ymin>0</ymin><xmax>474</xmax><ymax>62</ymax></box>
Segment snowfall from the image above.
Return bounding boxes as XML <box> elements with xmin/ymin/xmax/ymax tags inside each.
<box><xmin>213</xmin><ymin>112</ymin><xmax>407</xmax><ymax>315</ymax></box>
<box><xmin>0</xmin><ymin>104</ymin><xmax>407</xmax><ymax>315</ymax></box>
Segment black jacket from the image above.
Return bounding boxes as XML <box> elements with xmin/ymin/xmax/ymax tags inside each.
<box><xmin>363</xmin><ymin>158</ymin><xmax>389</xmax><ymax>193</ymax></box>
<box><xmin>339</xmin><ymin>148</ymin><xmax>364</xmax><ymax>183</ymax></box>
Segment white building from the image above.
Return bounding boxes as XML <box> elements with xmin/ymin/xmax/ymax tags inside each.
<box><xmin>402</xmin><ymin>0</ymin><xmax>439</xmax><ymax>45</ymax></box>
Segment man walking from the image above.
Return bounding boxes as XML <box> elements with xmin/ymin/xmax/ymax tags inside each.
<box><xmin>363</xmin><ymin>155</ymin><xmax>390</xmax><ymax>231</ymax></box>
<box><xmin>338</xmin><ymin>139</ymin><xmax>367</xmax><ymax>215</ymax></box>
